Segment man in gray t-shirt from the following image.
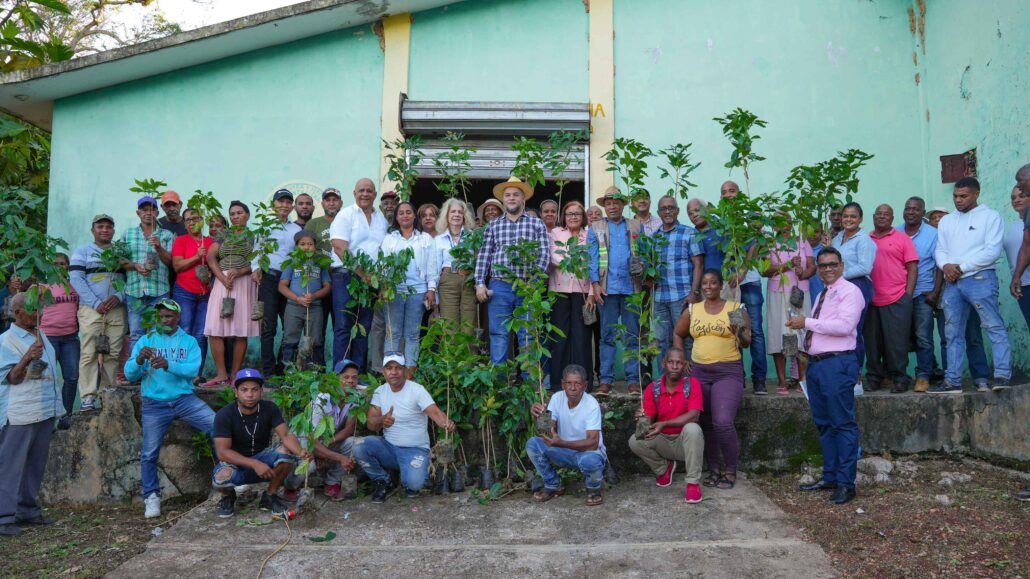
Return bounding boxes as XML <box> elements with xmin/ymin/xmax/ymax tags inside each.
<box><xmin>353</xmin><ymin>353</ymin><xmax>455</xmax><ymax>502</ymax></box>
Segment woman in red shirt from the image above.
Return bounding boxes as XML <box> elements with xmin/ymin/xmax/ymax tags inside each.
<box><xmin>171</xmin><ymin>208</ymin><xmax>214</xmax><ymax>382</ymax></box>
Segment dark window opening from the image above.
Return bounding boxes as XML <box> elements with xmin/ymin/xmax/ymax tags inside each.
<box><xmin>410</xmin><ymin>179</ymin><xmax>586</xmax><ymax>218</ymax></box>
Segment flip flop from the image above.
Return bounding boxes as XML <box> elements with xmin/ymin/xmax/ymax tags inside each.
<box><xmin>532</xmin><ymin>487</ymin><xmax>565</xmax><ymax>503</ymax></box>
<box><xmin>199</xmin><ymin>378</ymin><xmax>229</xmax><ymax>389</ymax></box>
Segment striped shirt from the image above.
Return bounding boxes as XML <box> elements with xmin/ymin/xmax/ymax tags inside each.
<box><xmin>474</xmin><ymin>212</ymin><xmax>550</xmax><ymax>286</ymax></box>
<box><xmin>122</xmin><ymin>226</ymin><xmax>175</xmax><ymax>297</ymax></box>
<box><xmin>651</xmin><ymin>223</ymin><xmax>703</xmax><ymax>302</ymax></box>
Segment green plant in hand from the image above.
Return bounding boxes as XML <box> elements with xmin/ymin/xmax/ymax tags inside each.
<box><xmin>185</xmin><ymin>190</ymin><xmax>223</xmax><ymax>234</ymax></box>
<box><xmin>129</xmin><ymin>178</ymin><xmax>168</xmax><ymax>197</ymax></box>
<box><xmin>268</xmin><ymin>365</ymin><xmax>344</xmax><ymax>486</ymax></box>
<box><xmin>383</xmin><ymin>135</ymin><xmax>424</xmax><ymax>202</ymax></box>
<box><xmin>511</xmin><ymin>136</ymin><xmax>548</xmax><ymax>190</ymax></box>
<box><xmin>0</xmin><ymin>185</ymin><xmax>70</xmax><ymax>313</ymax></box>
<box><xmin>338</xmin><ymin>248</ymin><xmax>414</xmax><ymax>355</ymax></box>
<box><xmin>448</xmin><ymin>227</ymin><xmax>485</xmax><ymax>285</ymax></box>
<box><xmin>545</xmin><ymin>130</ymin><xmax>588</xmax><ymax>205</ymax></box>
<box><xmin>247</xmin><ymin>201</ymin><xmax>285</xmax><ymax>274</ymax></box>
<box><xmin>713</xmin><ymin>108</ymin><xmax>767</xmax><ymax>194</ymax></box>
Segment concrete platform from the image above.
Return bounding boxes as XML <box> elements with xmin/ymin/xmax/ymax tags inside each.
<box><xmin>109</xmin><ymin>475</ymin><xmax>835</xmax><ymax>578</ymax></box>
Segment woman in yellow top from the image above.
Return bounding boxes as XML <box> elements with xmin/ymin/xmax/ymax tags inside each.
<box><xmin>673</xmin><ymin>268</ymin><xmax>751</xmax><ymax>490</ymax></box>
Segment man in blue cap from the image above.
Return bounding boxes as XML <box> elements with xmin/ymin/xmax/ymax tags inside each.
<box><xmin>211</xmin><ymin>368</ymin><xmax>305</xmax><ymax>517</ymax></box>
<box><xmin>121</xmin><ymin>195</ymin><xmax>176</xmax><ymax>366</ymax></box>
<box><xmin>252</xmin><ymin>189</ymin><xmax>302</xmax><ymax>376</ymax></box>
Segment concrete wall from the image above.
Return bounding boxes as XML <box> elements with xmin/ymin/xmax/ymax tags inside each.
<box><xmin>49</xmin><ymin>28</ymin><xmax>384</xmax><ymax>249</ymax></box>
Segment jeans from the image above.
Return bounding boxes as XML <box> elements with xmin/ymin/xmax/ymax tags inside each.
<box><xmin>126</xmin><ymin>293</ymin><xmax>169</xmax><ymax>354</ymax></box>
<box><xmin>353</xmin><ymin>436</ymin><xmax>429</xmax><ymax>492</ymax></box>
<box><xmin>331</xmin><ymin>270</ymin><xmax>372</xmax><ymax>370</ymax></box>
<box><xmin>525</xmin><ymin>437</ymin><xmax>605</xmax><ymax>491</ymax></box>
<box><xmin>172</xmin><ymin>284</ymin><xmax>209</xmax><ymax>367</ymax></box>
<box><xmin>653</xmin><ymin>297</ymin><xmax>687</xmax><ymax>368</ymax></box>
<box><xmin>141</xmin><ymin>394</ymin><xmax>215</xmax><ymax>497</ymax></box>
<box><xmin>739</xmin><ymin>282</ymin><xmax>767</xmax><ymax>383</ymax></box>
<box><xmin>0</xmin><ymin>420</ymin><xmax>53</xmax><ymax>525</ymax></box>
<box><xmin>942</xmin><ymin>270</ymin><xmax>1011</xmax><ymax>385</ymax></box>
<box><xmin>1018</xmin><ymin>286</ymin><xmax>1030</xmax><ymax>332</ymax></box>
<box><xmin>807</xmin><ymin>352</ymin><xmax>859</xmax><ymax>489</ymax></box>
<box><xmin>598</xmin><ymin>293</ymin><xmax>640</xmax><ymax>385</ymax></box>
<box><xmin>387</xmin><ymin>291</ymin><xmax>426</xmax><ymax>366</ymax></box>
<box><xmin>47</xmin><ymin>333</ymin><xmax>80</xmax><ymax>415</ymax></box>
<box><xmin>487</xmin><ymin>280</ymin><xmax>529</xmax><ymax>366</ymax></box>
<box><xmin>935</xmin><ymin>306</ymin><xmax>989</xmax><ymax>382</ymax></box>
<box><xmin>212</xmin><ymin>447</ymin><xmax>296</xmax><ymax>488</ymax></box>
<box><xmin>258</xmin><ymin>270</ymin><xmax>286</xmax><ymax>375</ymax></box>
<box><xmin>912</xmin><ymin>294</ymin><xmax>937</xmax><ymax>380</ymax></box>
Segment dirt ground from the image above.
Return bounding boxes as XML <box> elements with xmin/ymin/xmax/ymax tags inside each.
<box><xmin>751</xmin><ymin>456</ymin><xmax>1030</xmax><ymax>578</ymax></box>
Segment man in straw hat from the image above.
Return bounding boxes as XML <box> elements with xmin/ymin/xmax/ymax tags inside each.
<box><xmin>474</xmin><ymin>176</ymin><xmax>550</xmax><ymax>365</ymax></box>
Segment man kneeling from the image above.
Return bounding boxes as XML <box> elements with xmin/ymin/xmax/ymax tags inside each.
<box><xmin>354</xmin><ymin>353</ymin><xmax>456</xmax><ymax>503</ymax></box>
<box><xmin>211</xmin><ymin>369</ymin><xmax>306</xmax><ymax>517</ymax></box>
<box><xmin>527</xmin><ymin>364</ymin><xmax>607</xmax><ymax>507</ymax></box>
<box><xmin>628</xmin><ymin>348</ymin><xmax>705</xmax><ymax>503</ymax></box>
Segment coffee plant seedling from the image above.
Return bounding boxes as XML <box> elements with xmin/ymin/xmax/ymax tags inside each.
<box><xmin>511</xmin><ymin>136</ymin><xmax>548</xmax><ymax>190</ymax></box>
<box><xmin>713</xmin><ymin>108</ymin><xmax>767</xmax><ymax>195</ymax></box>
<box><xmin>186</xmin><ymin>189</ymin><xmax>223</xmax><ymax>233</ymax></box>
<box><xmin>448</xmin><ymin>227</ymin><xmax>485</xmax><ymax>285</ymax></box>
<box><xmin>432</xmin><ymin>132</ymin><xmax>475</xmax><ymax>201</ymax></box>
<box><xmin>658</xmin><ymin>143</ymin><xmax>701</xmax><ymax>200</ymax></box>
<box><xmin>545</xmin><ymin>129</ymin><xmax>588</xmax><ymax>206</ymax></box>
<box><xmin>383</xmin><ymin>134</ymin><xmax>424</xmax><ymax>202</ymax></box>
<box><xmin>604</xmin><ymin>137</ymin><xmax>653</xmax><ymax>202</ymax></box>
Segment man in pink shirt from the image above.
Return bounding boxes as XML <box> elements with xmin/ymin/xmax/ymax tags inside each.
<box><xmin>787</xmin><ymin>247</ymin><xmax>863</xmax><ymax>505</ymax></box>
<box><xmin>866</xmin><ymin>204</ymin><xmax>919</xmax><ymax>393</ymax></box>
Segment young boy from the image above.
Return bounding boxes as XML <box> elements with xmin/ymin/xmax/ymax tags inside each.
<box><xmin>278</xmin><ymin>231</ymin><xmax>331</xmax><ymax>368</ymax></box>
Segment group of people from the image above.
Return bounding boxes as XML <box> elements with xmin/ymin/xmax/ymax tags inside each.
<box><xmin>2</xmin><ymin>164</ymin><xmax>1030</xmax><ymax>536</ymax></box>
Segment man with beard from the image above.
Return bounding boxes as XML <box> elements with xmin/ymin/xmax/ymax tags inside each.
<box><xmin>293</xmin><ymin>193</ymin><xmax>316</xmax><ymax>227</ymax></box>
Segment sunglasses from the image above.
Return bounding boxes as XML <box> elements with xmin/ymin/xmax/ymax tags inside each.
<box><xmin>817</xmin><ymin>262</ymin><xmax>842</xmax><ymax>269</ymax></box>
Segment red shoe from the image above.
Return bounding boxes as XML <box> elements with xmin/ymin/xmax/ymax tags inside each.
<box><xmin>282</xmin><ymin>488</ymin><xmax>299</xmax><ymax>502</ymax></box>
<box><xmin>684</xmin><ymin>483</ymin><xmax>703</xmax><ymax>504</ymax></box>
<box><xmin>656</xmin><ymin>460</ymin><xmax>676</xmax><ymax>487</ymax></box>
<box><xmin>324</xmin><ymin>484</ymin><xmax>342</xmax><ymax>501</ymax></box>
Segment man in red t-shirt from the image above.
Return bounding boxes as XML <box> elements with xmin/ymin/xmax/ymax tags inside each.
<box><xmin>628</xmin><ymin>347</ymin><xmax>705</xmax><ymax>503</ymax></box>
<box><xmin>867</xmin><ymin>204</ymin><xmax>918</xmax><ymax>393</ymax></box>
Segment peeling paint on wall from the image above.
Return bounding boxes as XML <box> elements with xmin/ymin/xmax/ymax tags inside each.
<box><xmin>915</xmin><ymin>72</ymin><xmax>921</xmax><ymax>86</ymax></box>
<box><xmin>960</xmin><ymin>65</ymin><xmax>972</xmax><ymax>100</ymax></box>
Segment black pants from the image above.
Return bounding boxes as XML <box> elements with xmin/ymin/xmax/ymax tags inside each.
<box><xmin>0</xmin><ymin>419</ymin><xmax>53</xmax><ymax>525</ymax></box>
<box><xmin>549</xmin><ymin>292</ymin><xmax>594</xmax><ymax>391</ymax></box>
<box><xmin>864</xmin><ymin>293</ymin><xmax>913</xmax><ymax>385</ymax></box>
<box><xmin>258</xmin><ymin>269</ymin><xmax>287</xmax><ymax>375</ymax></box>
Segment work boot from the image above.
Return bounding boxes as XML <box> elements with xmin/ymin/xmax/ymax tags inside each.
<box><xmin>913</xmin><ymin>379</ymin><xmax>929</xmax><ymax>393</ymax></box>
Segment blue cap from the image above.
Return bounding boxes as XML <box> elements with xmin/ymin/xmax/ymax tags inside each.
<box><xmin>334</xmin><ymin>359</ymin><xmax>359</xmax><ymax>374</ymax></box>
<box><xmin>273</xmin><ymin>188</ymin><xmax>294</xmax><ymax>202</ymax></box>
<box><xmin>234</xmin><ymin>368</ymin><xmax>264</xmax><ymax>386</ymax></box>
<box><xmin>137</xmin><ymin>195</ymin><xmax>158</xmax><ymax>208</ymax></box>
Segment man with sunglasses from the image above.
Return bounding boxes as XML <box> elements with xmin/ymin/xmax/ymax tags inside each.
<box><xmin>786</xmin><ymin>247</ymin><xmax>862</xmax><ymax>505</ymax></box>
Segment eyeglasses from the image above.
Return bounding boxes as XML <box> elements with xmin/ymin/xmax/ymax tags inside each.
<box><xmin>817</xmin><ymin>262</ymin><xmax>842</xmax><ymax>269</ymax></box>
<box><xmin>658</xmin><ymin>206</ymin><xmax>678</xmax><ymax>212</ymax></box>
<box><xmin>564</xmin><ymin>212</ymin><xmax>584</xmax><ymax>217</ymax></box>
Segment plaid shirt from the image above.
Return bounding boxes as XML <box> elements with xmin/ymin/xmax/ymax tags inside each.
<box><xmin>652</xmin><ymin>222</ymin><xmax>703</xmax><ymax>302</ymax></box>
<box><xmin>474</xmin><ymin>213</ymin><xmax>550</xmax><ymax>286</ymax></box>
<box><xmin>122</xmin><ymin>225</ymin><xmax>175</xmax><ymax>297</ymax></box>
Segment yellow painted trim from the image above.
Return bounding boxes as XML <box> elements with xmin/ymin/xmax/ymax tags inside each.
<box><xmin>588</xmin><ymin>0</ymin><xmax>614</xmax><ymax>206</ymax></box>
<box><xmin>379</xmin><ymin>13</ymin><xmax>412</xmax><ymax>193</ymax></box>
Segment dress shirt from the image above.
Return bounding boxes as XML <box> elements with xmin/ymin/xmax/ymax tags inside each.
<box><xmin>328</xmin><ymin>204</ymin><xmax>389</xmax><ymax>269</ymax></box>
<box><xmin>251</xmin><ymin>219</ymin><xmax>302</xmax><ymax>272</ymax></box>
<box><xmin>934</xmin><ymin>204</ymin><xmax>1004</xmax><ymax>278</ymax></box>
<box><xmin>474</xmin><ymin>212</ymin><xmax>550</xmax><ymax>287</ymax></box>
<box><xmin>831</xmin><ymin>229</ymin><xmax>877</xmax><ymax>279</ymax></box>
<box><xmin>803</xmin><ymin>277</ymin><xmax>864</xmax><ymax>356</ymax></box>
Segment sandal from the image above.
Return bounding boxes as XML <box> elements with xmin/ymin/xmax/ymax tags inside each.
<box><xmin>199</xmin><ymin>378</ymin><xmax>230</xmax><ymax>389</ymax></box>
<box><xmin>585</xmin><ymin>491</ymin><xmax>603</xmax><ymax>506</ymax></box>
<box><xmin>716</xmin><ymin>473</ymin><xmax>737</xmax><ymax>490</ymax></box>
<box><xmin>702</xmin><ymin>473</ymin><xmax>721</xmax><ymax>487</ymax></box>
<box><xmin>532</xmin><ymin>487</ymin><xmax>564</xmax><ymax>503</ymax></box>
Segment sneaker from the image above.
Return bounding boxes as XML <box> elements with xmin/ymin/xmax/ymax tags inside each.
<box><xmin>405</xmin><ymin>488</ymin><xmax>420</xmax><ymax>499</ymax></box>
<box><xmin>371</xmin><ymin>479</ymin><xmax>395</xmax><ymax>503</ymax></box>
<box><xmin>929</xmin><ymin>383</ymin><xmax>963</xmax><ymax>394</ymax></box>
<box><xmin>992</xmin><ymin>378</ymin><xmax>1012</xmax><ymax>392</ymax></box>
<box><xmin>217</xmin><ymin>493</ymin><xmax>236</xmax><ymax>518</ymax></box>
<box><xmin>853</xmin><ymin>383</ymin><xmax>864</xmax><ymax>396</ymax></box>
<box><xmin>324</xmin><ymin>484</ymin><xmax>342</xmax><ymax>501</ymax></box>
<box><xmin>1017</xmin><ymin>489</ymin><xmax>1030</xmax><ymax>502</ymax></box>
<box><xmin>0</xmin><ymin>523</ymin><xmax>21</xmax><ymax>537</ymax></box>
<box><xmin>656</xmin><ymin>461</ymin><xmax>677</xmax><ymax>487</ymax></box>
<box><xmin>977</xmin><ymin>383</ymin><xmax>991</xmax><ymax>393</ymax></box>
<box><xmin>914</xmin><ymin>379</ymin><xmax>930</xmax><ymax>393</ymax></box>
<box><xmin>80</xmin><ymin>395</ymin><xmax>98</xmax><ymax>412</ymax></box>
<box><xmin>144</xmin><ymin>492</ymin><xmax>161</xmax><ymax>519</ymax></box>
<box><xmin>684</xmin><ymin>483</ymin><xmax>703</xmax><ymax>504</ymax></box>
<box><xmin>282</xmin><ymin>488</ymin><xmax>299</xmax><ymax>502</ymax></box>
<box><xmin>753</xmin><ymin>381</ymin><xmax>768</xmax><ymax>396</ymax></box>
<box><xmin>259</xmin><ymin>492</ymin><xmax>287</xmax><ymax>515</ymax></box>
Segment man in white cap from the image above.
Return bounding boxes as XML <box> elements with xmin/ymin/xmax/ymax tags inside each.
<box><xmin>354</xmin><ymin>352</ymin><xmax>456</xmax><ymax>503</ymax></box>
<box><xmin>474</xmin><ymin>177</ymin><xmax>550</xmax><ymax>365</ymax></box>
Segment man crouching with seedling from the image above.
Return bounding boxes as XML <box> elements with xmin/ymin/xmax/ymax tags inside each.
<box><xmin>283</xmin><ymin>359</ymin><xmax>362</xmax><ymax>502</ymax></box>
<box><xmin>628</xmin><ymin>347</ymin><xmax>705</xmax><ymax>504</ymax></box>
<box><xmin>354</xmin><ymin>353</ymin><xmax>456</xmax><ymax>503</ymax></box>
<box><xmin>211</xmin><ymin>369</ymin><xmax>307</xmax><ymax>518</ymax></box>
<box><xmin>527</xmin><ymin>364</ymin><xmax>607</xmax><ymax>507</ymax></box>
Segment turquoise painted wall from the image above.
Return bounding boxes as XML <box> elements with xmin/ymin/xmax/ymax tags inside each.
<box><xmin>408</xmin><ymin>0</ymin><xmax>588</xmax><ymax>102</ymax></box>
<box><xmin>49</xmin><ymin>27</ymin><xmax>384</xmax><ymax>249</ymax></box>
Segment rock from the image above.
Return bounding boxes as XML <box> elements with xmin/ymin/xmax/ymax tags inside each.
<box><xmin>894</xmin><ymin>460</ymin><xmax>919</xmax><ymax>477</ymax></box>
<box><xmin>857</xmin><ymin>456</ymin><xmax>894</xmax><ymax>476</ymax></box>
<box><xmin>855</xmin><ymin>473</ymin><xmax>871</xmax><ymax>485</ymax></box>
<box><xmin>937</xmin><ymin>471</ymin><xmax>972</xmax><ymax>486</ymax></box>
<box><xmin>873</xmin><ymin>472</ymin><xmax>891</xmax><ymax>484</ymax></box>
<box><xmin>934</xmin><ymin>494</ymin><xmax>952</xmax><ymax>506</ymax></box>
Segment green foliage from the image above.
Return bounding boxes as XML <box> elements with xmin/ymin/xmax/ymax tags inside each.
<box><xmin>343</xmin><ymin>376</ymin><xmax>375</xmax><ymax>425</ymax></box>
<box><xmin>383</xmin><ymin>135</ymin><xmax>423</xmax><ymax>202</ymax></box>
<box><xmin>545</xmin><ymin>129</ymin><xmax>588</xmax><ymax>203</ymax></box>
<box><xmin>432</xmin><ymin>132</ymin><xmax>474</xmax><ymax>201</ymax></box>
<box><xmin>247</xmin><ymin>201</ymin><xmax>285</xmax><ymax>273</ymax></box>
<box><xmin>785</xmin><ymin>149</ymin><xmax>874</xmax><ymax>237</ymax></box>
<box><xmin>308</xmin><ymin>531</ymin><xmax>337</xmax><ymax>543</ymax></box>
<box><xmin>447</xmin><ymin>227</ymin><xmax>484</xmax><ymax>284</ymax></box>
<box><xmin>511</xmin><ymin>137</ymin><xmax>548</xmax><ymax>190</ymax></box>
<box><xmin>470</xmin><ymin>482</ymin><xmax>504</xmax><ymax>505</ymax></box>
<box><xmin>191</xmin><ymin>431</ymin><xmax>213</xmax><ymax>462</ymax></box>
<box><xmin>338</xmin><ymin>248</ymin><xmax>414</xmax><ymax>351</ymax></box>
<box><xmin>417</xmin><ymin>318</ymin><xmax>490</xmax><ymax>444</ymax></box>
<box><xmin>185</xmin><ymin>189</ymin><xmax>223</xmax><ymax>234</ymax></box>
<box><xmin>0</xmin><ymin>114</ymin><xmax>51</xmax><ymax>221</ymax></box>
<box><xmin>713</xmin><ymin>108</ymin><xmax>768</xmax><ymax>192</ymax></box>
<box><xmin>553</xmin><ymin>234</ymin><xmax>590</xmax><ymax>280</ymax></box>
<box><xmin>0</xmin><ymin>0</ymin><xmax>73</xmax><ymax>73</ymax></box>
<box><xmin>657</xmin><ymin>143</ymin><xmax>700</xmax><ymax>200</ymax></box>
<box><xmin>128</xmin><ymin>178</ymin><xmax>167</xmax><ymax>197</ymax></box>
<box><xmin>282</xmin><ymin>246</ymin><xmax>332</xmax><ymax>289</ymax></box>
<box><xmin>0</xmin><ymin>185</ymin><xmax>69</xmax><ymax>311</ymax></box>
<box><xmin>604</xmin><ymin>137</ymin><xmax>653</xmax><ymax>202</ymax></box>
<box><xmin>704</xmin><ymin>192</ymin><xmax>783</xmax><ymax>280</ymax></box>
<box><xmin>268</xmin><ymin>365</ymin><xmax>343</xmax><ymax>479</ymax></box>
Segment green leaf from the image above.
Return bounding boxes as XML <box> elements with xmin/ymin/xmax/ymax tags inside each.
<box><xmin>308</xmin><ymin>531</ymin><xmax>337</xmax><ymax>543</ymax></box>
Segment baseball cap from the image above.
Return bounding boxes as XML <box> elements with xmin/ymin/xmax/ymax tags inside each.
<box><xmin>273</xmin><ymin>189</ymin><xmax>294</xmax><ymax>202</ymax></box>
<box><xmin>928</xmin><ymin>206</ymin><xmax>950</xmax><ymax>215</ymax></box>
<box><xmin>321</xmin><ymin>187</ymin><xmax>341</xmax><ymax>199</ymax></box>
<box><xmin>160</xmin><ymin>191</ymin><xmax>182</xmax><ymax>205</ymax></box>
<box><xmin>153</xmin><ymin>298</ymin><xmax>181</xmax><ymax>313</ymax></box>
<box><xmin>92</xmin><ymin>214</ymin><xmax>114</xmax><ymax>225</ymax></box>
<box><xmin>334</xmin><ymin>359</ymin><xmax>360</xmax><ymax>374</ymax></box>
<box><xmin>382</xmin><ymin>352</ymin><xmax>405</xmax><ymax>367</ymax></box>
<box><xmin>137</xmin><ymin>195</ymin><xmax>158</xmax><ymax>208</ymax></box>
<box><xmin>381</xmin><ymin>191</ymin><xmax>399</xmax><ymax>200</ymax></box>
<box><xmin>234</xmin><ymin>368</ymin><xmax>264</xmax><ymax>386</ymax></box>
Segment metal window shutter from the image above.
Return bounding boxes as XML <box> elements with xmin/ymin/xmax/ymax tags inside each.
<box><xmin>411</xmin><ymin>138</ymin><xmax>586</xmax><ymax>181</ymax></box>
<box><xmin>401</xmin><ymin>99</ymin><xmax>591</xmax><ymax>137</ymax></box>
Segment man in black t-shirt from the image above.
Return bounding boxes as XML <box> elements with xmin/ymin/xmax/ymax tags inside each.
<box><xmin>211</xmin><ymin>369</ymin><xmax>306</xmax><ymax>517</ymax></box>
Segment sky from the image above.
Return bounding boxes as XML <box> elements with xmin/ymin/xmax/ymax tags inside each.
<box><xmin>155</xmin><ymin>0</ymin><xmax>303</xmax><ymax>29</ymax></box>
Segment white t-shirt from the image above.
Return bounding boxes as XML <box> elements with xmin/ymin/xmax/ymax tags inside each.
<box><xmin>547</xmin><ymin>391</ymin><xmax>605</xmax><ymax>455</ymax></box>
<box><xmin>370</xmin><ymin>380</ymin><xmax>436</xmax><ymax>448</ymax></box>
<box><xmin>328</xmin><ymin>204</ymin><xmax>388</xmax><ymax>268</ymax></box>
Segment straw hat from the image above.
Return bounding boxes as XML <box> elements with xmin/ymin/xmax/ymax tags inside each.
<box><xmin>597</xmin><ymin>186</ymin><xmax>627</xmax><ymax>204</ymax></box>
<box><xmin>492</xmin><ymin>176</ymin><xmax>534</xmax><ymax>200</ymax></box>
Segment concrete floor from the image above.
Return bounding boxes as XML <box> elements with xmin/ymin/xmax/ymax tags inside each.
<box><xmin>109</xmin><ymin>474</ymin><xmax>836</xmax><ymax>578</ymax></box>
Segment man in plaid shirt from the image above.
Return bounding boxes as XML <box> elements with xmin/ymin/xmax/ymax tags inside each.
<box><xmin>649</xmin><ymin>195</ymin><xmax>704</xmax><ymax>362</ymax></box>
<box><xmin>475</xmin><ymin>177</ymin><xmax>550</xmax><ymax>365</ymax></box>
<box><xmin>122</xmin><ymin>195</ymin><xmax>176</xmax><ymax>357</ymax></box>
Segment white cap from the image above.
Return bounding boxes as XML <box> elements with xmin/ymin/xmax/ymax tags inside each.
<box><xmin>928</xmin><ymin>206</ymin><xmax>950</xmax><ymax>215</ymax></box>
<box><xmin>382</xmin><ymin>353</ymin><xmax>406</xmax><ymax>367</ymax></box>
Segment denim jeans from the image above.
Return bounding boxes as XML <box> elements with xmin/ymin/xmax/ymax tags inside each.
<box><xmin>141</xmin><ymin>394</ymin><xmax>215</xmax><ymax>497</ymax></box>
<box><xmin>1018</xmin><ymin>286</ymin><xmax>1030</xmax><ymax>332</ymax></box>
<box><xmin>935</xmin><ymin>306</ymin><xmax>989</xmax><ymax>383</ymax></box>
<box><xmin>331</xmin><ymin>270</ymin><xmax>372</xmax><ymax>370</ymax></box>
<box><xmin>387</xmin><ymin>291</ymin><xmax>426</xmax><ymax>366</ymax></box>
<box><xmin>739</xmin><ymin>282</ymin><xmax>767</xmax><ymax>383</ymax></box>
<box><xmin>212</xmin><ymin>447</ymin><xmax>296</xmax><ymax>488</ymax></box>
<box><xmin>525</xmin><ymin>437</ymin><xmax>605</xmax><ymax>491</ymax></box>
<box><xmin>126</xmin><ymin>293</ymin><xmax>169</xmax><ymax>354</ymax></box>
<box><xmin>353</xmin><ymin>436</ymin><xmax>429</xmax><ymax>492</ymax></box>
<box><xmin>912</xmin><ymin>294</ymin><xmax>936</xmax><ymax>380</ymax></box>
<box><xmin>47</xmin><ymin>333</ymin><xmax>80</xmax><ymax>415</ymax></box>
<box><xmin>487</xmin><ymin>280</ymin><xmax>529</xmax><ymax>366</ymax></box>
<box><xmin>258</xmin><ymin>270</ymin><xmax>287</xmax><ymax>375</ymax></box>
<box><xmin>653</xmin><ymin>297</ymin><xmax>687</xmax><ymax>368</ymax></box>
<box><xmin>172</xmin><ymin>285</ymin><xmax>209</xmax><ymax>367</ymax></box>
<box><xmin>942</xmin><ymin>270</ymin><xmax>1011</xmax><ymax>385</ymax></box>
<box><xmin>599</xmin><ymin>293</ymin><xmax>640</xmax><ymax>384</ymax></box>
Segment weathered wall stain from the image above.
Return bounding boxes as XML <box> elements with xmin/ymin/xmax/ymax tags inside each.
<box><xmin>959</xmin><ymin>65</ymin><xmax>972</xmax><ymax>100</ymax></box>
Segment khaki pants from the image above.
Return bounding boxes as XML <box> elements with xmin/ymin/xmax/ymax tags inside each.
<box><xmin>438</xmin><ymin>271</ymin><xmax>477</xmax><ymax>331</ymax></box>
<box><xmin>628</xmin><ymin>422</ymin><xmax>704</xmax><ymax>484</ymax></box>
<box><xmin>77</xmin><ymin>304</ymin><xmax>126</xmax><ymax>398</ymax></box>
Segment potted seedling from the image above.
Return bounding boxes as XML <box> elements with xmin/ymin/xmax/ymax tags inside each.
<box><xmin>337</xmin><ymin>248</ymin><xmax>414</xmax><ymax>360</ymax></box>
<box><xmin>185</xmin><ymin>189</ymin><xmax>223</xmax><ymax>285</ymax></box>
<box><xmin>129</xmin><ymin>178</ymin><xmax>168</xmax><ymax>270</ymax></box>
<box><xmin>281</xmin><ymin>245</ymin><xmax>332</xmax><ymax>366</ymax></box>
<box><xmin>432</xmin><ymin>132</ymin><xmax>475</xmax><ymax>202</ymax></box>
<box><xmin>247</xmin><ymin>201</ymin><xmax>286</xmax><ymax>321</ymax></box>
<box><xmin>90</xmin><ymin>239</ymin><xmax>131</xmax><ymax>354</ymax></box>
<box><xmin>383</xmin><ymin>134</ymin><xmax>424</xmax><ymax>202</ymax></box>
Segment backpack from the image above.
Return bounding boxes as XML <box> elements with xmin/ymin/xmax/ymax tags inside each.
<box><xmin>652</xmin><ymin>375</ymin><xmax>691</xmax><ymax>410</ymax></box>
